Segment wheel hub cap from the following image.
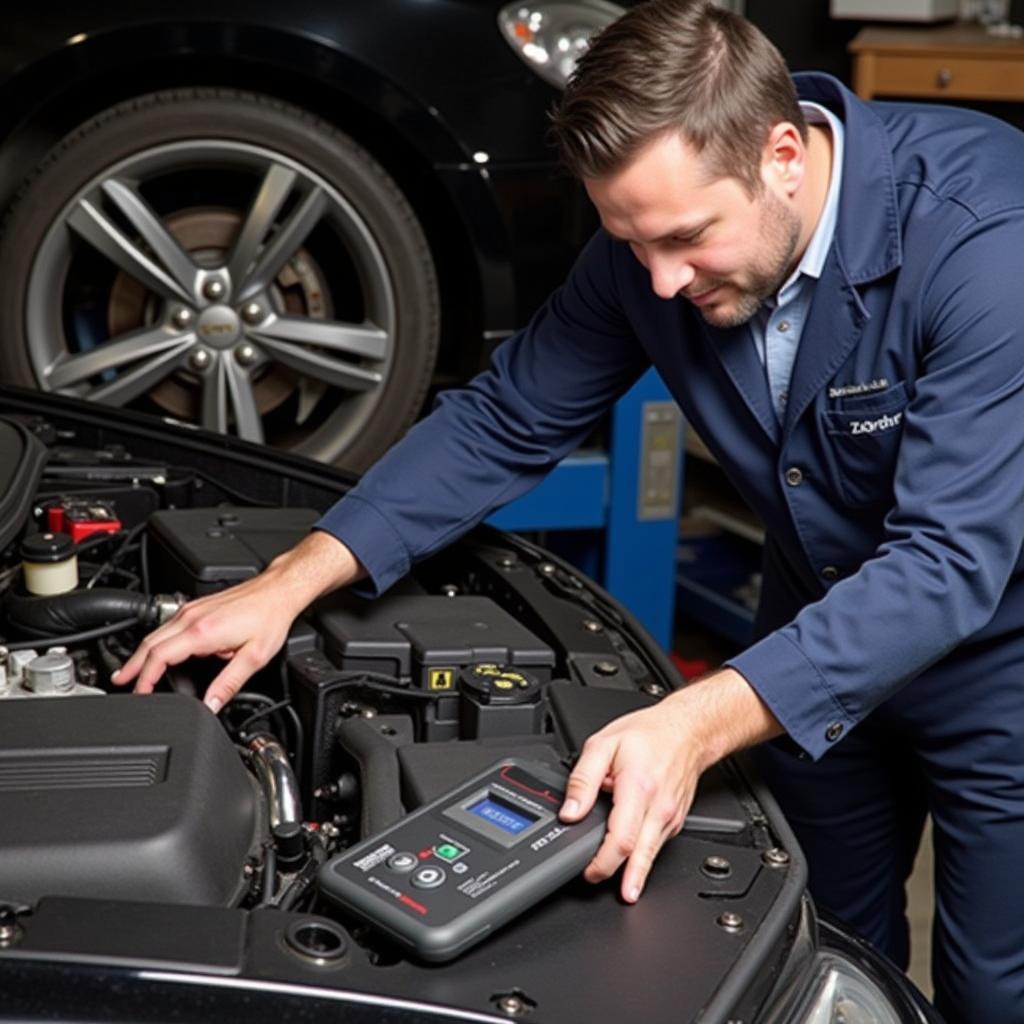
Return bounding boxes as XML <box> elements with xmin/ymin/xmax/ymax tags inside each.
<box><xmin>195</xmin><ymin>304</ymin><xmax>242</xmax><ymax>349</ymax></box>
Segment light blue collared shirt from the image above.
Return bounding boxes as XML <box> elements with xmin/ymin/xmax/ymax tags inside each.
<box><xmin>751</xmin><ymin>101</ymin><xmax>844</xmax><ymax>419</ymax></box>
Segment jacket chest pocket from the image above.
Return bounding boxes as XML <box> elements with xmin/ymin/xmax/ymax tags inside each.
<box><xmin>821</xmin><ymin>382</ymin><xmax>908</xmax><ymax>508</ymax></box>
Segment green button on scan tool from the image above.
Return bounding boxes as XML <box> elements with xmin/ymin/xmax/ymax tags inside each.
<box><xmin>435</xmin><ymin>841</ymin><xmax>467</xmax><ymax>862</ymax></box>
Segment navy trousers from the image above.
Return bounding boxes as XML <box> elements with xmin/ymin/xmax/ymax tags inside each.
<box><xmin>750</xmin><ymin>640</ymin><xmax>1024</xmax><ymax>1024</ymax></box>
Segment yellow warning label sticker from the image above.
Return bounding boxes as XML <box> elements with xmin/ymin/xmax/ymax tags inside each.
<box><xmin>428</xmin><ymin>668</ymin><xmax>456</xmax><ymax>691</ymax></box>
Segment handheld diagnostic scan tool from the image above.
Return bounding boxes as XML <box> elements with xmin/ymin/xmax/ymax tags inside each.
<box><xmin>319</xmin><ymin>758</ymin><xmax>609</xmax><ymax>961</ymax></box>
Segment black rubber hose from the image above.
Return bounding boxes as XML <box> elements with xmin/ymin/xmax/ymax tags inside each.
<box><xmin>5</xmin><ymin>589</ymin><xmax>155</xmax><ymax>636</ymax></box>
<box><xmin>336</xmin><ymin>715</ymin><xmax>414</xmax><ymax>836</ymax></box>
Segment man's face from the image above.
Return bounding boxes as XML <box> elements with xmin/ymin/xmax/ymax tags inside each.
<box><xmin>584</xmin><ymin>131</ymin><xmax>802</xmax><ymax>328</ymax></box>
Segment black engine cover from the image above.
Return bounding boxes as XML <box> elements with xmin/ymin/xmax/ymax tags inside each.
<box><xmin>0</xmin><ymin>694</ymin><xmax>263</xmax><ymax>906</ymax></box>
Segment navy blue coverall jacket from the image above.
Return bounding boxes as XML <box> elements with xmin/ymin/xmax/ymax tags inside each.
<box><xmin>318</xmin><ymin>72</ymin><xmax>1024</xmax><ymax>763</ymax></box>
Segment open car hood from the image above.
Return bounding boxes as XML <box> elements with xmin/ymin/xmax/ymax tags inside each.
<box><xmin>0</xmin><ymin>385</ymin><xmax>927</xmax><ymax>1024</ymax></box>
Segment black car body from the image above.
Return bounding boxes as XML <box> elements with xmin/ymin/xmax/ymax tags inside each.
<box><xmin>0</xmin><ymin>1</ymin><xmax>616</xmax><ymax>472</ymax></box>
<box><xmin>0</xmin><ymin>385</ymin><xmax>940</xmax><ymax>1023</ymax></box>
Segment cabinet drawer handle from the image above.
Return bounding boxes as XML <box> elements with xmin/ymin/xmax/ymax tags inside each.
<box><xmin>937</xmin><ymin>67</ymin><xmax>953</xmax><ymax>87</ymax></box>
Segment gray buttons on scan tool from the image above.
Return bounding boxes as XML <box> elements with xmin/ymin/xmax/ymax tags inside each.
<box><xmin>411</xmin><ymin>865</ymin><xmax>447</xmax><ymax>889</ymax></box>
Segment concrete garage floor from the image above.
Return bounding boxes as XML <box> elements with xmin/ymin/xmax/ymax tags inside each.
<box><xmin>907</xmin><ymin>819</ymin><xmax>935</xmax><ymax>998</ymax></box>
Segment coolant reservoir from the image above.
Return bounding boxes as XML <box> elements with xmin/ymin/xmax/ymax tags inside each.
<box><xmin>21</xmin><ymin>532</ymin><xmax>78</xmax><ymax>596</ymax></box>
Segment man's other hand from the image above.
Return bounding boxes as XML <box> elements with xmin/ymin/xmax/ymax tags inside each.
<box><xmin>558</xmin><ymin>668</ymin><xmax>782</xmax><ymax>903</ymax></box>
<box><xmin>112</xmin><ymin>531</ymin><xmax>363</xmax><ymax>712</ymax></box>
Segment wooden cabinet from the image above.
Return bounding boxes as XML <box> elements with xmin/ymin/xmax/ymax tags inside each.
<box><xmin>850</xmin><ymin>24</ymin><xmax>1024</xmax><ymax>101</ymax></box>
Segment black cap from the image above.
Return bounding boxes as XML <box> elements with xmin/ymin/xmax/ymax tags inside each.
<box><xmin>459</xmin><ymin>663</ymin><xmax>540</xmax><ymax>705</ymax></box>
<box><xmin>20</xmin><ymin>532</ymin><xmax>75</xmax><ymax>564</ymax></box>
<box><xmin>272</xmin><ymin>821</ymin><xmax>306</xmax><ymax>869</ymax></box>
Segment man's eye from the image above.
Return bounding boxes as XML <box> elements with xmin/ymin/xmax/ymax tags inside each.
<box><xmin>673</xmin><ymin>231</ymin><xmax>704</xmax><ymax>245</ymax></box>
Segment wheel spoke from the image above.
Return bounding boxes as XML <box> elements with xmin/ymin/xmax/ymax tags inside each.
<box><xmin>101</xmin><ymin>179</ymin><xmax>200</xmax><ymax>297</ymax></box>
<box><xmin>45</xmin><ymin>326</ymin><xmax>195</xmax><ymax>390</ymax></box>
<box><xmin>224</xmin><ymin>359</ymin><xmax>265</xmax><ymax>443</ymax></box>
<box><xmin>249</xmin><ymin>315</ymin><xmax>389</xmax><ymax>361</ymax></box>
<box><xmin>67</xmin><ymin>198</ymin><xmax>194</xmax><ymax>305</ymax></box>
<box><xmin>236</xmin><ymin>187</ymin><xmax>327</xmax><ymax>302</ymax></box>
<box><xmin>256</xmin><ymin>337</ymin><xmax>384</xmax><ymax>392</ymax></box>
<box><xmin>199</xmin><ymin>359</ymin><xmax>229</xmax><ymax>434</ymax></box>
<box><xmin>88</xmin><ymin>341</ymin><xmax>192</xmax><ymax>406</ymax></box>
<box><xmin>226</xmin><ymin>164</ymin><xmax>297</xmax><ymax>290</ymax></box>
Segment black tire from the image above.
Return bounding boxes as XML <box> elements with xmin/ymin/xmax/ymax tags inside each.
<box><xmin>0</xmin><ymin>89</ymin><xmax>440</xmax><ymax>473</ymax></box>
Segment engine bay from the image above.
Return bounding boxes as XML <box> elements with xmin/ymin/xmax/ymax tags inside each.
<box><xmin>0</xmin><ymin>400</ymin><xmax>805</xmax><ymax>1023</ymax></box>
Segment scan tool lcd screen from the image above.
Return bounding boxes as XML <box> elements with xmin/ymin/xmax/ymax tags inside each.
<box><xmin>468</xmin><ymin>795</ymin><xmax>537</xmax><ymax>835</ymax></box>
<box><xmin>444</xmin><ymin>783</ymin><xmax>554</xmax><ymax>848</ymax></box>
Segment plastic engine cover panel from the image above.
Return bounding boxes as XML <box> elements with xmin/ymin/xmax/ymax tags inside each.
<box><xmin>0</xmin><ymin>695</ymin><xmax>263</xmax><ymax>906</ymax></box>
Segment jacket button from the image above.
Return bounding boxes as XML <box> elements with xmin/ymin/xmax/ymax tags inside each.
<box><xmin>821</xmin><ymin>566</ymin><xmax>840</xmax><ymax>582</ymax></box>
<box><xmin>784</xmin><ymin>467</ymin><xmax>803</xmax><ymax>487</ymax></box>
<box><xmin>825</xmin><ymin>722</ymin><xmax>844</xmax><ymax>742</ymax></box>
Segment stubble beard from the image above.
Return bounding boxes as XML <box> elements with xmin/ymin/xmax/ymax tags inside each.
<box><xmin>695</xmin><ymin>190</ymin><xmax>803</xmax><ymax>330</ymax></box>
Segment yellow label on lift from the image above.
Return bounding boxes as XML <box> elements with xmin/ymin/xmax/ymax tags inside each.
<box><xmin>428</xmin><ymin>668</ymin><xmax>456</xmax><ymax>691</ymax></box>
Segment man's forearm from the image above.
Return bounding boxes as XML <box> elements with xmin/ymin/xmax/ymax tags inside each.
<box><xmin>667</xmin><ymin>667</ymin><xmax>785</xmax><ymax>772</ymax></box>
<box><xmin>264</xmin><ymin>530</ymin><xmax>367</xmax><ymax>615</ymax></box>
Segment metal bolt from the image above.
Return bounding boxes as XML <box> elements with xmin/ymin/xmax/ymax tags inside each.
<box><xmin>320</xmin><ymin>822</ymin><xmax>341</xmax><ymax>839</ymax></box>
<box><xmin>763</xmin><ymin>847</ymin><xmax>790</xmax><ymax>868</ymax></box>
<box><xmin>594</xmin><ymin>661</ymin><xmax>619</xmax><ymax>677</ymax></box>
<box><xmin>496</xmin><ymin>995</ymin><xmax>527</xmax><ymax>1017</ymax></box>
<box><xmin>702</xmin><ymin>855</ymin><xmax>732</xmax><ymax>879</ymax></box>
<box><xmin>170</xmin><ymin>307</ymin><xmax>193</xmax><ymax>330</ymax></box>
<box><xmin>360</xmin><ymin>708</ymin><xmax>377</xmax><ymax>719</ymax></box>
<box><xmin>441</xmin><ymin>584</ymin><xmax>459</xmax><ymax>598</ymax></box>
<box><xmin>717</xmin><ymin>912</ymin><xmax>744</xmax><ymax>932</ymax></box>
<box><xmin>240</xmin><ymin>301</ymin><xmax>264</xmax><ymax>324</ymax></box>
<box><xmin>202</xmin><ymin>278</ymin><xmax>226</xmax><ymax>301</ymax></box>
<box><xmin>189</xmin><ymin>348</ymin><xmax>212</xmax><ymax>371</ymax></box>
<box><xmin>583</xmin><ymin>619</ymin><xmax>603</xmax><ymax>633</ymax></box>
<box><xmin>642</xmin><ymin>682</ymin><xmax>666</xmax><ymax>697</ymax></box>
<box><xmin>235</xmin><ymin>343</ymin><xmax>258</xmax><ymax>367</ymax></box>
<box><xmin>0</xmin><ymin>920</ymin><xmax>21</xmax><ymax>947</ymax></box>
<box><xmin>243</xmin><ymin>863</ymin><xmax>256</xmax><ymax>877</ymax></box>
<box><xmin>539</xmin><ymin>563</ymin><xmax>556</xmax><ymax>576</ymax></box>
<box><xmin>498</xmin><ymin>556</ymin><xmax>516</xmax><ymax>569</ymax></box>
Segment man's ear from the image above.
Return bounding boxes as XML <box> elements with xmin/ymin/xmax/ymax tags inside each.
<box><xmin>761</xmin><ymin>121</ymin><xmax>806</xmax><ymax>198</ymax></box>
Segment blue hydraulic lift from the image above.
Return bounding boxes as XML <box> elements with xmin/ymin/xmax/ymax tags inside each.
<box><xmin>487</xmin><ymin>368</ymin><xmax>683</xmax><ymax>650</ymax></box>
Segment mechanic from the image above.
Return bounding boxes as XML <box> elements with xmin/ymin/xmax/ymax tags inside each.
<box><xmin>115</xmin><ymin>1</ymin><xmax>1024</xmax><ymax>1018</ymax></box>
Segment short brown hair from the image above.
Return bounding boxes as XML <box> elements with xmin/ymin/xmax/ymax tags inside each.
<box><xmin>550</xmin><ymin>0</ymin><xmax>806</xmax><ymax>194</ymax></box>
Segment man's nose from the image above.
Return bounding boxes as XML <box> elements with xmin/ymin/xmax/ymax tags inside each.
<box><xmin>648</xmin><ymin>253</ymin><xmax>695</xmax><ymax>300</ymax></box>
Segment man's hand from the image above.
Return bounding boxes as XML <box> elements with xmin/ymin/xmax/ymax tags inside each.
<box><xmin>559</xmin><ymin>668</ymin><xmax>782</xmax><ymax>903</ymax></box>
<box><xmin>112</xmin><ymin>531</ymin><xmax>364</xmax><ymax>712</ymax></box>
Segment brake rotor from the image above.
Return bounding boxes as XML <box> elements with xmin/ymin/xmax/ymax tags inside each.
<box><xmin>106</xmin><ymin>208</ymin><xmax>332</xmax><ymax>422</ymax></box>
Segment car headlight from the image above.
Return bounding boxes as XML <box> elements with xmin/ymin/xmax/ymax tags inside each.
<box><xmin>791</xmin><ymin>955</ymin><xmax>903</xmax><ymax>1024</ymax></box>
<box><xmin>498</xmin><ymin>2</ymin><xmax>625</xmax><ymax>90</ymax></box>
